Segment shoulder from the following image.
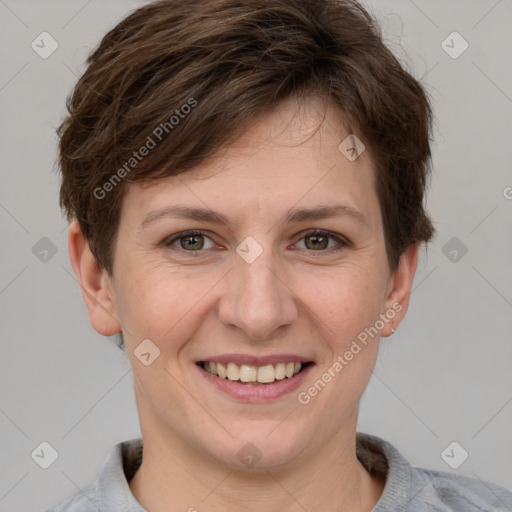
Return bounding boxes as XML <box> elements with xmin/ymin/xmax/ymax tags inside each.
<box><xmin>408</xmin><ymin>466</ymin><xmax>512</xmax><ymax>512</ymax></box>
<box><xmin>42</xmin><ymin>482</ymin><xmax>99</xmax><ymax>512</ymax></box>
<box><xmin>356</xmin><ymin>432</ymin><xmax>512</xmax><ymax>512</ymax></box>
<box><xmin>42</xmin><ymin>438</ymin><xmax>144</xmax><ymax>512</ymax></box>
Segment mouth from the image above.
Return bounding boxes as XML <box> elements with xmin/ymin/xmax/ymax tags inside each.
<box><xmin>196</xmin><ymin>357</ymin><xmax>315</xmax><ymax>402</ymax></box>
<box><xmin>197</xmin><ymin>360</ymin><xmax>313</xmax><ymax>384</ymax></box>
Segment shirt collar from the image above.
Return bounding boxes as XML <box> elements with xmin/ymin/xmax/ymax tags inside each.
<box><xmin>96</xmin><ymin>437</ymin><xmax>145</xmax><ymax>512</ymax></box>
<box><xmin>94</xmin><ymin>432</ymin><xmax>413</xmax><ymax>511</ymax></box>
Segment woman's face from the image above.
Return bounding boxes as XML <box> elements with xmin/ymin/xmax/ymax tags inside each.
<box><xmin>98</xmin><ymin>97</ymin><xmax>416</xmax><ymax>469</ymax></box>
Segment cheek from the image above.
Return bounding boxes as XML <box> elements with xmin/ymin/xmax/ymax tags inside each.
<box><xmin>310</xmin><ymin>265</ymin><xmax>385</xmax><ymax>345</ymax></box>
<box><xmin>113</xmin><ymin>263</ymin><xmax>206</xmax><ymax>342</ymax></box>
<box><xmin>308</xmin><ymin>273</ymin><xmax>383</xmax><ymax>412</ymax></box>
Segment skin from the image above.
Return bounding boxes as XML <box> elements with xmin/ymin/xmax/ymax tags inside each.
<box><xmin>69</xmin><ymin>96</ymin><xmax>419</xmax><ymax>512</ymax></box>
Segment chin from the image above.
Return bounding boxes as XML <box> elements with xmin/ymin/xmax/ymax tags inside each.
<box><xmin>201</xmin><ymin>422</ymin><xmax>311</xmax><ymax>471</ymax></box>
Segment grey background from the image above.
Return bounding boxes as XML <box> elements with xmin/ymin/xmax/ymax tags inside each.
<box><xmin>0</xmin><ymin>0</ymin><xmax>511</xmax><ymax>511</ymax></box>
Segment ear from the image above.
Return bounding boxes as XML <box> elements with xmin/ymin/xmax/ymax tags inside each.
<box><xmin>68</xmin><ymin>220</ymin><xmax>122</xmax><ymax>336</ymax></box>
<box><xmin>380</xmin><ymin>242</ymin><xmax>419</xmax><ymax>337</ymax></box>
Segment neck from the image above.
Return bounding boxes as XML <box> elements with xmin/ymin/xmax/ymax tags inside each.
<box><xmin>129</xmin><ymin>416</ymin><xmax>384</xmax><ymax>512</ymax></box>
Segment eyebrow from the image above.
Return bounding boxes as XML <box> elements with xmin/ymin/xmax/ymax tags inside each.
<box><xmin>140</xmin><ymin>204</ymin><xmax>367</xmax><ymax>229</ymax></box>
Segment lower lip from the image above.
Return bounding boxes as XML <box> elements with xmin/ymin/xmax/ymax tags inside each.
<box><xmin>197</xmin><ymin>364</ymin><xmax>314</xmax><ymax>403</ymax></box>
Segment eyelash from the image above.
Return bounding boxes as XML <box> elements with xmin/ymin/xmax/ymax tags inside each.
<box><xmin>162</xmin><ymin>229</ymin><xmax>349</xmax><ymax>255</ymax></box>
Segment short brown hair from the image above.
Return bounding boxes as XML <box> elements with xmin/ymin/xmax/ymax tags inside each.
<box><xmin>58</xmin><ymin>0</ymin><xmax>435</xmax><ymax>275</ymax></box>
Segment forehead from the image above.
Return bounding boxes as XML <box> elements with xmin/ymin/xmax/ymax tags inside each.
<box><xmin>121</xmin><ymin>97</ymin><xmax>380</xmax><ymax>231</ymax></box>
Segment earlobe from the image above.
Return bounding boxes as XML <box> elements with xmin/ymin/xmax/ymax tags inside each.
<box><xmin>68</xmin><ymin>220</ymin><xmax>122</xmax><ymax>336</ymax></box>
<box><xmin>381</xmin><ymin>243</ymin><xmax>419</xmax><ymax>338</ymax></box>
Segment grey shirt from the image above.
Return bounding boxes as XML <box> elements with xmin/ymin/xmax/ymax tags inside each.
<box><xmin>44</xmin><ymin>432</ymin><xmax>512</xmax><ymax>511</ymax></box>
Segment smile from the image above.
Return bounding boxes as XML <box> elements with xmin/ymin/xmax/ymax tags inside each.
<box><xmin>199</xmin><ymin>361</ymin><xmax>308</xmax><ymax>384</ymax></box>
<box><xmin>196</xmin><ymin>357</ymin><xmax>315</xmax><ymax>402</ymax></box>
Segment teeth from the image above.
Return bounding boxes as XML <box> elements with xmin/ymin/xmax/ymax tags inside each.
<box><xmin>239</xmin><ymin>365</ymin><xmax>257</xmax><ymax>383</ymax></box>
<box><xmin>275</xmin><ymin>362</ymin><xmax>286</xmax><ymax>380</ymax></box>
<box><xmin>257</xmin><ymin>365</ymin><xmax>275</xmax><ymax>383</ymax></box>
<box><xmin>201</xmin><ymin>361</ymin><xmax>304</xmax><ymax>384</ymax></box>
<box><xmin>208</xmin><ymin>361</ymin><xmax>218</xmax><ymax>375</ymax></box>
<box><xmin>226</xmin><ymin>362</ymin><xmax>239</xmax><ymax>381</ymax></box>
<box><xmin>217</xmin><ymin>362</ymin><xmax>227</xmax><ymax>379</ymax></box>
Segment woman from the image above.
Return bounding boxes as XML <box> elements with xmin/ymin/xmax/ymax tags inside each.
<box><xmin>47</xmin><ymin>0</ymin><xmax>512</xmax><ymax>510</ymax></box>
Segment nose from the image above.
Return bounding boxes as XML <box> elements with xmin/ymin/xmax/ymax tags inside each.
<box><xmin>218</xmin><ymin>247</ymin><xmax>298</xmax><ymax>341</ymax></box>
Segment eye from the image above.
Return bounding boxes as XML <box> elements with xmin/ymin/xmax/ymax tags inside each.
<box><xmin>163</xmin><ymin>228</ymin><xmax>349</xmax><ymax>254</ymax></box>
<box><xmin>163</xmin><ymin>230</ymin><xmax>215</xmax><ymax>251</ymax></box>
<box><xmin>295</xmin><ymin>229</ymin><xmax>348</xmax><ymax>252</ymax></box>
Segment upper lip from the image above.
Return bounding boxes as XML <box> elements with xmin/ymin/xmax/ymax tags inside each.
<box><xmin>197</xmin><ymin>354</ymin><xmax>314</xmax><ymax>366</ymax></box>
